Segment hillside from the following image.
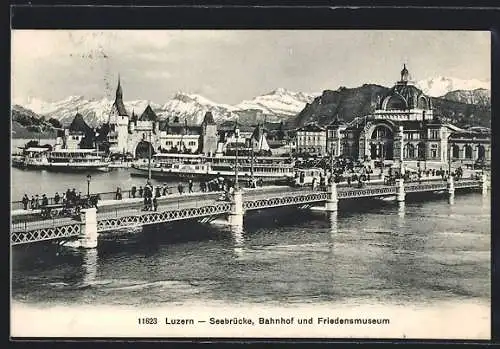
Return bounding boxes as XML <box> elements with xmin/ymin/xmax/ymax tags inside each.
<box><xmin>11</xmin><ymin>105</ymin><xmax>58</xmax><ymax>139</ymax></box>
<box><xmin>290</xmin><ymin>84</ymin><xmax>491</xmax><ymax>129</ymax></box>
<box><xmin>441</xmin><ymin>88</ymin><xmax>490</xmax><ymax>107</ymax></box>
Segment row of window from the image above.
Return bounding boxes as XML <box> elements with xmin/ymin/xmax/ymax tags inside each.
<box><xmin>165</xmin><ymin>141</ymin><xmax>197</xmax><ymax>147</ymax></box>
<box><xmin>297</xmin><ymin>136</ymin><xmax>325</xmax><ymax>142</ymax></box>
<box><xmin>298</xmin><ymin>146</ymin><xmax>324</xmax><ymax>153</ymax></box>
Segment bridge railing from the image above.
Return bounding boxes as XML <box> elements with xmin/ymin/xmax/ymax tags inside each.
<box><xmin>11</xmin><ymin>185</ymin><xmax>210</xmax><ymax>210</ymax></box>
<box><xmin>96</xmin><ymin>194</ymin><xmax>227</xmax><ymax>221</ymax></box>
<box><xmin>11</xmin><ymin>217</ymin><xmax>78</xmax><ymax>233</ymax></box>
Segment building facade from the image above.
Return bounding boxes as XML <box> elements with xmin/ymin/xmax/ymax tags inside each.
<box><xmin>295</xmin><ymin>123</ymin><xmax>327</xmax><ymax>156</ymax></box>
<box><xmin>106</xmin><ymin>77</ymin><xmax>218</xmax><ymax>158</ymax></box>
<box><xmin>324</xmin><ymin>65</ymin><xmax>491</xmax><ymax>169</ymax></box>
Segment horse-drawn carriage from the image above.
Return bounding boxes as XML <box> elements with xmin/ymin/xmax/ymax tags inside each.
<box><xmin>39</xmin><ymin>194</ymin><xmax>100</xmax><ymax>219</ymax></box>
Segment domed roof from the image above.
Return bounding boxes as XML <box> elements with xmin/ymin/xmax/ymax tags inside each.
<box><xmin>379</xmin><ymin>65</ymin><xmax>432</xmax><ymax>111</ymax></box>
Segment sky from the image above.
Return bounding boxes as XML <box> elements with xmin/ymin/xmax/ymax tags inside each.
<box><xmin>11</xmin><ymin>30</ymin><xmax>490</xmax><ymax>105</ymax></box>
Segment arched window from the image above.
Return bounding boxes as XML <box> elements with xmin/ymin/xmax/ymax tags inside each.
<box><xmin>371</xmin><ymin>125</ymin><xmax>393</xmax><ymax>140</ymax></box>
<box><xmin>452</xmin><ymin>144</ymin><xmax>459</xmax><ymax>158</ymax></box>
<box><xmin>417</xmin><ymin>96</ymin><xmax>428</xmax><ymax>109</ymax></box>
<box><xmin>384</xmin><ymin>95</ymin><xmax>408</xmax><ymax>110</ymax></box>
<box><xmin>478</xmin><ymin>145</ymin><xmax>485</xmax><ymax>160</ymax></box>
<box><xmin>417</xmin><ymin>142</ymin><xmax>426</xmax><ymax>159</ymax></box>
<box><xmin>370</xmin><ymin>143</ymin><xmax>378</xmax><ymax>159</ymax></box>
<box><xmin>464</xmin><ymin>145</ymin><xmax>473</xmax><ymax>159</ymax></box>
<box><xmin>405</xmin><ymin>143</ymin><xmax>415</xmax><ymax>158</ymax></box>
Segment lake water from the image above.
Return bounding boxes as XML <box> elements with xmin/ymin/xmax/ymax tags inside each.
<box><xmin>10</xmin><ymin>167</ymin><xmax>491</xmax><ymax>338</ymax></box>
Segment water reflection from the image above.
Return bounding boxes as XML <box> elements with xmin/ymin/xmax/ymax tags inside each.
<box><xmin>81</xmin><ymin>249</ymin><xmax>98</xmax><ymax>286</ymax></box>
<box><xmin>231</xmin><ymin>225</ymin><xmax>245</xmax><ymax>258</ymax></box>
<box><xmin>327</xmin><ymin>212</ymin><xmax>338</xmax><ymax>257</ymax></box>
<box><xmin>448</xmin><ymin>193</ymin><xmax>455</xmax><ymax>205</ymax></box>
<box><xmin>398</xmin><ymin>201</ymin><xmax>405</xmax><ymax>219</ymax></box>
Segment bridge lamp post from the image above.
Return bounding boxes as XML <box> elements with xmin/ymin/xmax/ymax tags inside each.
<box><xmin>87</xmin><ymin>174</ymin><xmax>91</xmax><ymax>198</ymax></box>
<box><xmin>447</xmin><ymin>138</ymin><xmax>452</xmax><ymax>176</ymax></box>
<box><xmin>235</xmin><ymin>126</ymin><xmax>240</xmax><ymax>190</ymax></box>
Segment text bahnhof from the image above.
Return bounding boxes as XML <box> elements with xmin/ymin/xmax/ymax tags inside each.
<box><xmin>164</xmin><ymin>317</ymin><xmax>390</xmax><ymax>325</ymax></box>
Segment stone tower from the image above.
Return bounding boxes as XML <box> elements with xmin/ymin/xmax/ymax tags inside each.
<box><xmin>201</xmin><ymin>111</ymin><xmax>218</xmax><ymax>155</ymax></box>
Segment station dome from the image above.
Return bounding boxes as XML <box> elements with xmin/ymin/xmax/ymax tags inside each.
<box><xmin>379</xmin><ymin>65</ymin><xmax>432</xmax><ymax>111</ymax></box>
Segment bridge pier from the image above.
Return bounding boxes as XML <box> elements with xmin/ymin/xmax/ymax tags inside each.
<box><xmin>325</xmin><ymin>180</ymin><xmax>338</xmax><ymax>212</ymax></box>
<box><xmin>82</xmin><ymin>249</ymin><xmax>98</xmax><ymax>285</ymax></box>
<box><xmin>78</xmin><ymin>207</ymin><xmax>98</xmax><ymax>249</ymax></box>
<box><xmin>398</xmin><ymin>201</ymin><xmax>405</xmax><ymax>218</ymax></box>
<box><xmin>447</xmin><ymin>175</ymin><xmax>455</xmax><ymax>204</ymax></box>
<box><xmin>397</xmin><ymin>178</ymin><xmax>405</xmax><ymax>202</ymax></box>
<box><xmin>228</xmin><ymin>189</ymin><xmax>244</xmax><ymax>229</ymax></box>
<box><xmin>482</xmin><ymin>172</ymin><xmax>489</xmax><ymax>196</ymax></box>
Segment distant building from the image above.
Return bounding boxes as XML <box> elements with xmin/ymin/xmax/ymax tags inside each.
<box><xmin>55</xmin><ymin>112</ymin><xmax>94</xmax><ymax>150</ymax></box>
<box><xmin>295</xmin><ymin>123</ymin><xmax>327</xmax><ymax>156</ymax></box>
<box><xmin>218</xmin><ymin>122</ymin><xmax>272</xmax><ymax>155</ymax></box>
<box><xmin>298</xmin><ymin>65</ymin><xmax>491</xmax><ymax>169</ymax></box>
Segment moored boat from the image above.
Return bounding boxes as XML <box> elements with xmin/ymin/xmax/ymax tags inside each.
<box><xmin>130</xmin><ymin>153</ymin><xmax>295</xmax><ymax>183</ymax></box>
<box><xmin>13</xmin><ymin>147</ymin><xmax>111</xmax><ymax>172</ymax></box>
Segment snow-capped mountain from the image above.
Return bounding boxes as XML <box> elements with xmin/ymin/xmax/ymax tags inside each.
<box><xmin>159</xmin><ymin>92</ymin><xmax>235</xmax><ymax>124</ymax></box>
<box><xmin>234</xmin><ymin>88</ymin><xmax>317</xmax><ymax>117</ymax></box>
<box><xmin>14</xmin><ymin>88</ymin><xmax>318</xmax><ymax>127</ymax></box>
<box><xmin>440</xmin><ymin>88</ymin><xmax>490</xmax><ymax>107</ymax></box>
<box><xmin>416</xmin><ymin>77</ymin><xmax>490</xmax><ymax>97</ymax></box>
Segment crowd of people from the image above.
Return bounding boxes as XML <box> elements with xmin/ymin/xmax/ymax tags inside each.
<box><xmin>20</xmin><ymin>188</ymin><xmax>85</xmax><ymax>211</ymax></box>
<box><xmin>19</xmin><ymin>164</ymin><xmax>477</xmax><ymax>214</ymax></box>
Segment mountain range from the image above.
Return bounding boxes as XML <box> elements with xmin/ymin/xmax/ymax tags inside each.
<box><xmin>12</xmin><ymin>76</ymin><xmax>491</xmax><ymax>137</ymax></box>
<box><xmin>14</xmin><ymin>88</ymin><xmax>318</xmax><ymax>128</ymax></box>
<box><xmin>292</xmin><ymin>84</ymin><xmax>490</xmax><ymax>129</ymax></box>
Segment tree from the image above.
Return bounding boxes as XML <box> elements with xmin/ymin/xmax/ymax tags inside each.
<box><xmin>24</xmin><ymin>140</ymin><xmax>39</xmax><ymax>148</ymax></box>
<box><xmin>47</xmin><ymin>118</ymin><xmax>62</xmax><ymax>129</ymax></box>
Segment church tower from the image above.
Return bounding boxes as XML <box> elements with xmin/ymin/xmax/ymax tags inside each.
<box><xmin>108</xmin><ymin>74</ymin><xmax>130</xmax><ymax>154</ymax></box>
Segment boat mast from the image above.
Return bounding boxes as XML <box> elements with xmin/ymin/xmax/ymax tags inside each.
<box><xmin>251</xmin><ymin>147</ymin><xmax>254</xmax><ymax>181</ymax></box>
<box><xmin>235</xmin><ymin>120</ymin><xmax>239</xmax><ymax>189</ymax></box>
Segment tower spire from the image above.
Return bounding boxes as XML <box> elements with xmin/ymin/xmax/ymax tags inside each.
<box><xmin>400</xmin><ymin>63</ymin><xmax>409</xmax><ymax>83</ymax></box>
<box><xmin>116</xmin><ymin>73</ymin><xmax>123</xmax><ymax>100</ymax></box>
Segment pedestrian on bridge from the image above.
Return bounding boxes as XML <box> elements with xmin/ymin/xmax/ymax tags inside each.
<box><xmin>178</xmin><ymin>183</ymin><xmax>184</xmax><ymax>195</ymax></box>
<box><xmin>22</xmin><ymin>194</ymin><xmax>29</xmax><ymax>210</ymax></box>
<box><xmin>153</xmin><ymin>196</ymin><xmax>158</xmax><ymax>211</ymax></box>
<box><xmin>35</xmin><ymin>195</ymin><xmax>40</xmax><ymax>209</ymax></box>
<box><xmin>162</xmin><ymin>185</ymin><xmax>168</xmax><ymax>196</ymax></box>
<box><xmin>131</xmin><ymin>186</ymin><xmax>137</xmax><ymax>198</ymax></box>
<box><xmin>54</xmin><ymin>192</ymin><xmax>60</xmax><ymax>204</ymax></box>
<box><xmin>42</xmin><ymin>194</ymin><xmax>49</xmax><ymax>207</ymax></box>
<box><xmin>188</xmin><ymin>179</ymin><xmax>193</xmax><ymax>193</ymax></box>
<box><xmin>115</xmin><ymin>187</ymin><xmax>122</xmax><ymax>200</ymax></box>
<box><xmin>138</xmin><ymin>186</ymin><xmax>143</xmax><ymax>198</ymax></box>
<box><xmin>30</xmin><ymin>195</ymin><xmax>36</xmax><ymax>210</ymax></box>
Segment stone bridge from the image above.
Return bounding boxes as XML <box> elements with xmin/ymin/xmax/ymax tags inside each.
<box><xmin>10</xmin><ymin>176</ymin><xmax>487</xmax><ymax>247</ymax></box>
